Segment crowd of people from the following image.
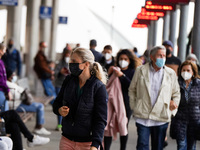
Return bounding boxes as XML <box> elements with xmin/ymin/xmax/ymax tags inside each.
<box><xmin>1</xmin><ymin>38</ymin><xmax>200</xmax><ymax>150</ymax></box>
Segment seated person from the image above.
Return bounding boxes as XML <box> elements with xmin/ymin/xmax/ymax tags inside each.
<box><xmin>0</xmin><ymin>110</ymin><xmax>50</xmax><ymax>150</ymax></box>
<box><xmin>6</xmin><ymin>69</ymin><xmax>51</xmax><ymax>135</ymax></box>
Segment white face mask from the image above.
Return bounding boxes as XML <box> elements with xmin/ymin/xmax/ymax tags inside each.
<box><xmin>12</xmin><ymin>75</ymin><xmax>18</xmax><ymax>83</ymax></box>
<box><xmin>65</xmin><ymin>57</ymin><xmax>70</xmax><ymax>63</ymax></box>
<box><xmin>104</xmin><ymin>53</ymin><xmax>112</xmax><ymax>60</ymax></box>
<box><xmin>181</xmin><ymin>71</ymin><xmax>193</xmax><ymax>81</ymax></box>
<box><xmin>119</xmin><ymin>60</ymin><xmax>129</xmax><ymax>69</ymax></box>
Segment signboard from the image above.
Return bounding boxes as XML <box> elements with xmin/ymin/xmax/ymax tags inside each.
<box><xmin>145</xmin><ymin>1</ymin><xmax>175</xmax><ymax>12</ymax></box>
<box><xmin>141</xmin><ymin>7</ymin><xmax>165</xmax><ymax>17</ymax></box>
<box><xmin>152</xmin><ymin>0</ymin><xmax>190</xmax><ymax>4</ymax></box>
<box><xmin>40</xmin><ymin>6</ymin><xmax>52</xmax><ymax>19</ymax></box>
<box><xmin>0</xmin><ymin>0</ymin><xmax>18</xmax><ymax>6</ymax></box>
<box><xmin>59</xmin><ymin>17</ymin><xmax>68</xmax><ymax>24</ymax></box>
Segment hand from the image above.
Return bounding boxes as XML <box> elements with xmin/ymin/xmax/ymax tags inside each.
<box><xmin>113</xmin><ymin>68</ymin><xmax>124</xmax><ymax>77</ymax></box>
<box><xmin>90</xmin><ymin>146</ymin><xmax>97</xmax><ymax>150</ymax></box>
<box><xmin>7</xmin><ymin>91</ymin><xmax>13</xmax><ymax>100</ymax></box>
<box><xmin>58</xmin><ymin>106</ymin><xmax>70</xmax><ymax>117</ymax></box>
<box><xmin>60</xmin><ymin>68</ymin><xmax>68</xmax><ymax>75</ymax></box>
<box><xmin>107</xmin><ymin>66</ymin><xmax>114</xmax><ymax>76</ymax></box>
<box><xmin>170</xmin><ymin>100</ymin><xmax>178</xmax><ymax>111</ymax></box>
<box><xmin>51</xmin><ymin>70</ymin><xmax>55</xmax><ymax>75</ymax></box>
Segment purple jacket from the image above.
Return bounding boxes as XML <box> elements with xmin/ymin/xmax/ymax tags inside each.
<box><xmin>0</xmin><ymin>60</ymin><xmax>9</xmax><ymax>94</ymax></box>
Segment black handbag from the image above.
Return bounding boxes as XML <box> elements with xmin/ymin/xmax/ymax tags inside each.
<box><xmin>21</xmin><ymin>88</ymin><xmax>34</xmax><ymax>105</ymax></box>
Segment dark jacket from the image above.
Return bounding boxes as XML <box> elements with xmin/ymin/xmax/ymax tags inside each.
<box><xmin>119</xmin><ymin>67</ymin><xmax>134</xmax><ymax>120</ymax></box>
<box><xmin>2</xmin><ymin>48</ymin><xmax>22</xmax><ymax>76</ymax></box>
<box><xmin>90</xmin><ymin>49</ymin><xmax>103</xmax><ymax>63</ymax></box>
<box><xmin>170</xmin><ymin>78</ymin><xmax>200</xmax><ymax>140</ymax></box>
<box><xmin>53</xmin><ymin>75</ymin><xmax>107</xmax><ymax>149</ymax></box>
<box><xmin>100</xmin><ymin>56</ymin><xmax>115</xmax><ymax>72</ymax></box>
<box><xmin>54</xmin><ymin>59</ymin><xmax>70</xmax><ymax>88</ymax></box>
<box><xmin>33</xmin><ymin>50</ymin><xmax>52</xmax><ymax>79</ymax></box>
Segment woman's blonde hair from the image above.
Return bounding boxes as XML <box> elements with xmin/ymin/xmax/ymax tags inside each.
<box><xmin>71</xmin><ymin>48</ymin><xmax>107</xmax><ymax>84</ymax></box>
<box><xmin>0</xmin><ymin>43</ymin><xmax>5</xmax><ymax>51</ymax></box>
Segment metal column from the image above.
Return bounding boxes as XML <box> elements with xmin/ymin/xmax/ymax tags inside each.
<box><xmin>152</xmin><ymin>20</ymin><xmax>158</xmax><ymax>47</ymax></box>
<box><xmin>40</xmin><ymin>0</ymin><xmax>53</xmax><ymax>57</ymax></box>
<box><xmin>163</xmin><ymin>11</ymin><xmax>170</xmax><ymax>42</ymax></box>
<box><xmin>25</xmin><ymin>0</ymin><xmax>41</xmax><ymax>78</ymax></box>
<box><xmin>49</xmin><ymin>0</ymin><xmax>59</xmax><ymax>61</ymax></box>
<box><xmin>6</xmin><ymin>0</ymin><xmax>24</xmax><ymax>50</ymax></box>
<box><xmin>147</xmin><ymin>21</ymin><xmax>153</xmax><ymax>50</ymax></box>
<box><xmin>169</xmin><ymin>8</ymin><xmax>178</xmax><ymax>51</ymax></box>
<box><xmin>192</xmin><ymin>0</ymin><xmax>200</xmax><ymax>61</ymax></box>
<box><xmin>178</xmin><ymin>4</ymin><xmax>189</xmax><ymax>62</ymax></box>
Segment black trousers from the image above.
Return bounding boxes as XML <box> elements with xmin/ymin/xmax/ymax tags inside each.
<box><xmin>0</xmin><ymin>110</ymin><xmax>33</xmax><ymax>150</ymax></box>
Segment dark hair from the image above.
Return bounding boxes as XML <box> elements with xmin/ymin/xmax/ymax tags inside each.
<box><xmin>62</xmin><ymin>49</ymin><xmax>71</xmax><ymax>60</ymax></box>
<box><xmin>104</xmin><ymin>45</ymin><xmax>112</xmax><ymax>51</ymax></box>
<box><xmin>178</xmin><ymin>60</ymin><xmax>200</xmax><ymax>79</ymax></box>
<box><xmin>39</xmin><ymin>41</ymin><xmax>45</xmax><ymax>47</ymax></box>
<box><xmin>116</xmin><ymin>49</ymin><xmax>137</xmax><ymax>69</ymax></box>
<box><xmin>133</xmin><ymin>47</ymin><xmax>138</xmax><ymax>53</ymax></box>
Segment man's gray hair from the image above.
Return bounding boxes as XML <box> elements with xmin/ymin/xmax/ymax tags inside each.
<box><xmin>150</xmin><ymin>46</ymin><xmax>166</xmax><ymax>56</ymax></box>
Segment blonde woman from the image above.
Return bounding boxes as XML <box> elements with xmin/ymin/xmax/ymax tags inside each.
<box><xmin>53</xmin><ymin>48</ymin><xmax>108</xmax><ymax>150</ymax></box>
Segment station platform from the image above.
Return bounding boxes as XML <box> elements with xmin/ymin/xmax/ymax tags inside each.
<box><xmin>22</xmin><ymin>104</ymin><xmax>200</xmax><ymax>150</ymax></box>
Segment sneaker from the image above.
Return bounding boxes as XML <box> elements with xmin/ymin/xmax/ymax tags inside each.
<box><xmin>33</xmin><ymin>127</ymin><xmax>51</xmax><ymax>135</ymax></box>
<box><xmin>27</xmin><ymin>135</ymin><xmax>50</xmax><ymax>147</ymax></box>
<box><xmin>55</xmin><ymin>124</ymin><xmax>62</xmax><ymax>131</ymax></box>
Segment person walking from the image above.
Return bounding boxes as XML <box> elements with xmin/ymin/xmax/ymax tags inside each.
<box><xmin>89</xmin><ymin>39</ymin><xmax>103</xmax><ymax>63</ymax></box>
<box><xmin>162</xmin><ymin>40</ymin><xmax>181</xmax><ymax>75</ymax></box>
<box><xmin>129</xmin><ymin>45</ymin><xmax>180</xmax><ymax>150</ymax></box>
<box><xmin>100</xmin><ymin>45</ymin><xmax>115</xmax><ymax>72</ymax></box>
<box><xmin>2</xmin><ymin>39</ymin><xmax>22</xmax><ymax>77</ymax></box>
<box><xmin>53</xmin><ymin>48</ymin><xmax>108</xmax><ymax>150</ymax></box>
<box><xmin>170</xmin><ymin>60</ymin><xmax>200</xmax><ymax>150</ymax></box>
<box><xmin>104</xmin><ymin>49</ymin><xmax>141</xmax><ymax>150</ymax></box>
<box><xmin>54</xmin><ymin>49</ymin><xmax>71</xmax><ymax>131</ymax></box>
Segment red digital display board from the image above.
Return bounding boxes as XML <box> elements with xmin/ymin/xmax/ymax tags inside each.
<box><xmin>132</xmin><ymin>19</ymin><xmax>148</xmax><ymax>28</ymax></box>
<box><xmin>132</xmin><ymin>24</ymin><xmax>148</xmax><ymax>28</ymax></box>
<box><xmin>151</xmin><ymin>0</ymin><xmax>190</xmax><ymax>5</ymax></box>
<box><xmin>133</xmin><ymin>19</ymin><xmax>151</xmax><ymax>25</ymax></box>
<box><xmin>141</xmin><ymin>7</ymin><xmax>165</xmax><ymax>17</ymax></box>
<box><xmin>145</xmin><ymin>1</ymin><xmax>175</xmax><ymax>12</ymax></box>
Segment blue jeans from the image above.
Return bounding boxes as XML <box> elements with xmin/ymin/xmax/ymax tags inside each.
<box><xmin>55</xmin><ymin>87</ymin><xmax>62</xmax><ymax>125</ymax></box>
<box><xmin>0</xmin><ymin>91</ymin><xmax>9</xmax><ymax>112</ymax></box>
<box><xmin>136</xmin><ymin>122</ymin><xmax>168</xmax><ymax>150</ymax></box>
<box><xmin>41</xmin><ymin>79</ymin><xmax>56</xmax><ymax>103</ymax></box>
<box><xmin>16</xmin><ymin>102</ymin><xmax>45</xmax><ymax>125</ymax></box>
<box><xmin>177</xmin><ymin>135</ymin><xmax>196</xmax><ymax>150</ymax></box>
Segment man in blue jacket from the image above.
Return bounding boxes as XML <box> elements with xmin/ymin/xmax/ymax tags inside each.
<box><xmin>2</xmin><ymin>39</ymin><xmax>22</xmax><ymax>77</ymax></box>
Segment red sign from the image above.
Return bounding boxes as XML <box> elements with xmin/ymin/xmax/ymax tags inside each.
<box><xmin>145</xmin><ymin>1</ymin><xmax>174</xmax><ymax>11</ymax></box>
<box><xmin>132</xmin><ymin>19</ymin><xmax>148</xmax><ymax>28</ymax></box>
<box><xmin>132</xmin><ymin>24</ymin><xmax>148</xmax><ymax>28</ymax></box>
<box><xmin>133</xmin><ymin>19</ymin><xmax>151</xmax><ymax>25</ymax></box>
<box><xmin>141</xmin><ymin>7</ymin><xmax>165</xmax><ymax>17</ymax></box>
<box><xmin>152</xmin><ymin>0</ymin><xmax>190</xmax><ymax>5</ymax></box>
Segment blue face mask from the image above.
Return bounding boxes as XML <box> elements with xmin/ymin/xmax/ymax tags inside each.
<box><xmin>155</xmin><ymin>58</ymin><xmax>165</xmax><ymax>68</ymax></box>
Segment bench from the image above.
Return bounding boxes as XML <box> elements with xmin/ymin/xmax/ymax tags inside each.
<box><xmin>18</xmin><ymin>112</ymin><xmax>34</xmax><ymax>123</ymax></box>
<box><xmin>9</xmin><ymin>78</ymin><xmax>54</xmax><ymax>123</ymax></box>
<box><xmin>17</xmin><ymin>78</ymin><xmax>54</xmax><ymax>106</ymax></box>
